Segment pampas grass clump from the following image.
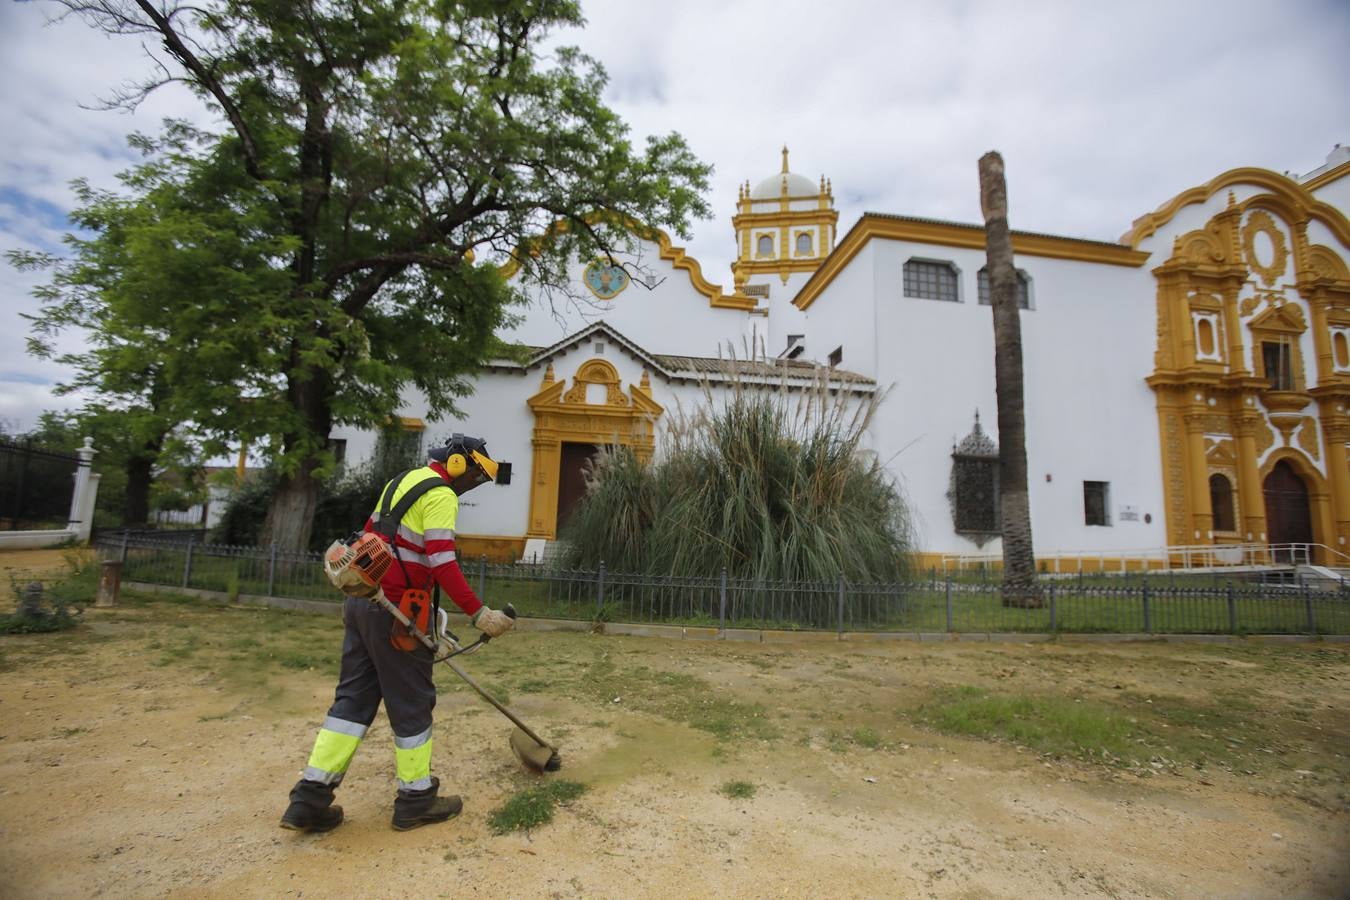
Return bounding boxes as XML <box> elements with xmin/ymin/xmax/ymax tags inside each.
<box><xmin>564</xmin><ymin>366</ymin><xmax>914</xmax><ymax>583</ymax></box>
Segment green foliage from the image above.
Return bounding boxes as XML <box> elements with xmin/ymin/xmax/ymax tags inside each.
<box><xmin>1</xmin><ymin>551</ymin><xmax>92</xmax><ymax>634</ymax></box>
<box><xmin>213</xmin><ymin>440</ymin><xmax>420</xmax><ymax>549</ymax></box>
<box><xmin>564</xmin><ymin>375</ymin><xmax>914</xmax><ymax>582</ymax></box>
<box><xmin>488</xmin><ymin>780</ymin><xmax>588</xmax><ymax>834</ymax></box>
<box><xmin>919</xmin><ymin>686</ymin><xmax>1138</xmax><ymax>762</ymax></box>
<box><xmin>718</xmin><ymin>780</ymin><xmax>757</xmax><ymax>799</ymax></box>
<box><xmin>33</xmin><ymin>0</ymin><xmax>713</xmax><ymax>550</ymax></box>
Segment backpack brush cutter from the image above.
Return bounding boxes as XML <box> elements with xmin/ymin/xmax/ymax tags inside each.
<box><xmin>383</xmin><ymin>591</ymin><xmax>561</xmax><ymax>773</ymax></box>
<box><xmin>322</xmin><ymin>533</ymin><xmax>560</xmax><ymax>773</ymax></box>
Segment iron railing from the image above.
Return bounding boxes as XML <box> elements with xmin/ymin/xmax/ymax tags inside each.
<box><xmin>941</xmin><ymin>542</ymin><xmax>1350</xmax><ymax>573</ymax></box>
<box><xmin>0</xmin><ymin>439</ymin><xmax>79</xmax><ymax>530</ymax></box>
<box><xmin>95</xmin><ymin>533</ymin><xmax>1350</xmax><ymax>636</ymax></box>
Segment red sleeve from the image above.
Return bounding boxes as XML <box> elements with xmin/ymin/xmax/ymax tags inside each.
<box><xmin>432</xmin><ymin>557</ymin><xmax>483</xmax><ymax>617</ymax></box>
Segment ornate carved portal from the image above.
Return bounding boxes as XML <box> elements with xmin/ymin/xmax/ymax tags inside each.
<box><xmin>1147</xmin><ymin>174</ymin><xmax>1350</xmax><ymax>560</ymax></box>
<box><xmin>525</xmin><ymin>359</ymin><xmax>663</xmax><ymax>538</ymax></box>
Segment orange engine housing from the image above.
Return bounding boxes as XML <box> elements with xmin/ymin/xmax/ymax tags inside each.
<box><xmin>323</xmin><ymin>532</ymin><xmax>395</xmax><ymax>592</ymax></box>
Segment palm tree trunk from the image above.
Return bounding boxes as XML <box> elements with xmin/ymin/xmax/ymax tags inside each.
<box><xmin>979</xmin><ymin>151</ymin><xmax>1042</xmax><ymax>608</ymax></box>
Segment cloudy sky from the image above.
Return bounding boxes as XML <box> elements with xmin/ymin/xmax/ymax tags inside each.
<box><xmin>1</xmin><ymin>0</ymin><xmax>1347</xmax><ymax>433</ymax></box>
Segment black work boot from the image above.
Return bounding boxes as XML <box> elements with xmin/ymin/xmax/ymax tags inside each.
<box><xmin>391</xmin><ymin>776</ymin><xmax>462</xmax><ymax>831</ymax></box>
<box><xmin>280</xmin><ymin>779</ymin><xmax>345</xmax><ymax>833</ymax></box>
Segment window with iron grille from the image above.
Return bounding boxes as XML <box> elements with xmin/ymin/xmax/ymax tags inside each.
<box><xmin>949</xmin><ymin>414</ymin><xmax>1000</xmax><ymax>546</ymax></box>
<box><xmin>976</xmin><ymin>268</ymin><xmax>1031</xmax><ymax>309</ymax></box>
<box><xmin>1084</xmin><ymin>480</ymin><xmax>1111</xmax><ymax>526</ymax></box>
<box><xmin>903</xmin><ymin>259</ymin><xmax>958</xmax><ymax>302</ymax></box>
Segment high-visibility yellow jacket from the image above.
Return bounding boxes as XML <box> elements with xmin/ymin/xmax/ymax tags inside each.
<box><xmin>362</xmin><ymin>460</ymin><xmax>483</xmax><ymax>617</ymax></box>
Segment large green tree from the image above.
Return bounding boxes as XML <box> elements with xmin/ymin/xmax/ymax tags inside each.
<box><xmin>53</xmin><ymin>0</ymin><xmax>711</xmax><ymax>549</ymax></box>
<box><xmin>10</xmin><ymin>134</ymin><xmax>291</xmax><ymax>525</ymax></box>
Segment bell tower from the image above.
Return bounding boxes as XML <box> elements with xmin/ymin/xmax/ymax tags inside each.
<box><xmin>732</xmin><ymin>146</ymin><xmax>838</xmax><ymax>286</ymax></box>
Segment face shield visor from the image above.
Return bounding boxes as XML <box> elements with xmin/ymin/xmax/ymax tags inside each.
<box><xmin>432</xmin><ymin>435</ymin><xmax>512</xmax><ymax>496</ymax></box>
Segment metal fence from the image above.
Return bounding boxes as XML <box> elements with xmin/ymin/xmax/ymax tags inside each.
<box><xmin>0</xmin><ymin>439</ymin><xmax>79</xmax><ymax>530</ymax></box>
<box><xmin>95</xmin><ymin>533</ymin><xmax>1350</xmax><ymax>636</ymax></box>
<box><xmin>95</xmin><ymin>539</ymin><xmax>1350</xmax><ymax>636</ymax></box>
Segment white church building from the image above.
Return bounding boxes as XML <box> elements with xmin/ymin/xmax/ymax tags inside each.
<box><xmin>330</xmin><ymin>146</ymin><xmax>1350</xmax><ymax>571</ymax></box>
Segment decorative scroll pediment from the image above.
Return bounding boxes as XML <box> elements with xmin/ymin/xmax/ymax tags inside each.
<box><xmin>1308</xmin><ymin>244</ymin><xmax>1350</xmax><ymax>283</ymax></box>
<box><xmin>1173</xmin><ymin>220</ymin><xmax>1229</xmax><ymax>267</ymax></box>
<box><xmin>1247</xmin><ymin>299</ymin><xmax>1307</xmax><ymax>334</ymax></box>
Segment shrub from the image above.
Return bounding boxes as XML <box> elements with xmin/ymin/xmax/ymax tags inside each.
<box><xmin>563</xmin><ymin>369</ymin><xmax>915</xmax><ymax>583</ymax></box>
<box><xmin>1</xmin><ymin>550</ymin><xmax>92</xmax><ymax>634</ymax></box>
<box><xmin>213</xmin><ymin>439</ymin><xmax>420</xmax><ymax>550</ymax></box>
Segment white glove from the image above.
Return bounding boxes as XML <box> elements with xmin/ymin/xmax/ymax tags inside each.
<box><xmin>472</xmin><ymin>606</ymin><xmax>514</xmax><ymax>638</ymax></box>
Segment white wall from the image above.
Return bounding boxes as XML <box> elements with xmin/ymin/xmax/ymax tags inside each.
<box><xmin>1308</xmin><ymin>173</ymin><xmax>1349</xmax><ymax>212</ymax></box>
<box><xmin>808</xmin><ymin>236</ymin><xmax>1166</xmax><ymax>556</ymax></box>
<box><xmin>800</xmin><ymin>242</ymin><xmax>878</xmax><ymax>377</ymax></box>
<box><xmin>500</xmin><ymin>236</ymin><xmax>749</xmax><ymax>358</ymax></box>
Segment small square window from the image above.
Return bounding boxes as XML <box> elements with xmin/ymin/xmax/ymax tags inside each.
<box><xmin>903</xmin><ymin>259</ymin><xmax>958</xmax><ymax>302</ymax></box>
<box><xmin>828</xmin><ymin>346</ymin><xmax>843</xmax><ymax>368</ymax></box>
<box><xmin>1084</xmin><ymin>481</ymin><xmax>1111</xmax><ymax>526</ymax></box>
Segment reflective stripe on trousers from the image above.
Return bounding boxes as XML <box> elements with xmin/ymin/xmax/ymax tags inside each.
<box><xmin>302</xmin><ymin>715</ymin><xmax>368</xmax><ymax>784</ymax></box>
<box><xmin>394</xmin><ymin>725</ymin><xmax>434</xmax><ymax>791</ymax></box>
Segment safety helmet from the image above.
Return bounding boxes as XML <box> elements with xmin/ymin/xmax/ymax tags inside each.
<box><xmin>429</xmin><ymin>433</ymin><xmax>512</xmax><ymax>495</ymax></box>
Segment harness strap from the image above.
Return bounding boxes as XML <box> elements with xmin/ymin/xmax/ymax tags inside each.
<box><xmin>375</xmin><ymin>469</ymin><xmax>451</xmax><ymax>617</ymax></box>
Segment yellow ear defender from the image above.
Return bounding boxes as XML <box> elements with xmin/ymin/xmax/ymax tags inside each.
<box><xmin>444</xmin><ymin>453</ymin><xmax>468</xmax><ymax>477</ymax></box>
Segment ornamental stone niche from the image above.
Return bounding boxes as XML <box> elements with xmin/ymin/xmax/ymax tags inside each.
<box><xmin>949</xmin><ymin>412</ymin><xmax>1000</xmax><ymax>547</ymax></box>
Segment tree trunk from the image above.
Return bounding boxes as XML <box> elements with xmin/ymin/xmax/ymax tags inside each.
<box><xmin>261</xmin><ymin>351</ymin><xmax>332</xmax><ymax>551</ymax></box>
<box><xmin>123</xmin><ymin>452</ymin><xmax>155</xmax><ymax>527</ymax></box>
<box><xmin>979</xmin><ymin>151</ymin><xmax>1042</xmax><ymax>608</ymax></box>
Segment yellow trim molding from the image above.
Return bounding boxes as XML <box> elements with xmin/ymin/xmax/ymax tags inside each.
<box><xmin>455</xmin><ymin>534</ymin><xmax>526</xmax><ymax>564</ymax></box>
<box><xmin>525</xmin><ymin>359</ymin><xmax>663</xmax><ymax>539</ymax></box>
<box><xmin>1123</xmin><ymin>166</ymin><xmax>1350</xmax><ymax>250</ymax></box>
<box><xmin>795</xmin><ymin>215</ymin><xmax>1149</xmax><ymax>311</ymax></box>
<box><xmin>497</xmin><ymin>219</ymin><xmax>757</xmax><ymax>312</ymax></box>
<box><xmin>1302</xmin><ymin>159</ymin><xmax>1350</xmax><ymax>193</ymax></box>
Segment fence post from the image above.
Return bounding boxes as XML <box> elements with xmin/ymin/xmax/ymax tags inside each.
<box><xmin>597</xmin><ymin>560</ymin><xmax>606</xmax><ymax>618</ymax></box>
<box><xmin>1304</xmin><ymin>582</ymin><xmax>1316</xmax><ymax>635</ymax></box>
<box><xmin>478</xmin><ymin>555</ymin><xmax>487</xmax><ymax>600</ymax></box>
<box><xmin>1049</xmin><ymin>583</ymin><xmax>1056</xmax><ymax>633</ymax></box>
<box><xmin>182</xmin><ymin>533</ymin><xmax>195</xmax><ymax>589</ymax></box>
<box><xmin>266</xmin><ymin>543</ymin><xmax>278</xmax><ymax>596</ymax></box>
<box><xmin>719</xmin><ymin>567</ymin><xmax>727</xmax><ymax>636</ymax></box>
<box><xmin>1142</xmin><ymin>582</ymin><xmax>1152</xmax><ymax>634</ymax></box>
<box><xmin>837</xmin><ymin>574</ymin><xmax>845</xmax><ymax>638</ymax></box>
<box><xmin>1226</xmin><ymin>582</ymin><xmax>1237</xmax><ymax>634</ymax></box>
<box><xmin>945</xmin><ymin>577</ymin><xmax>953</xmax><ymax>632</ymax></box>
<box><xmin>120</xmin><ymin>529</ymin><xmax>130</xmax><ymax>565</ymax></box>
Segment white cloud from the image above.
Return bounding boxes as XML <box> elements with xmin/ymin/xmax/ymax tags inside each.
<box><xmin>1</xmin><ymin>0</ymin><xmax>1347</xmax><ymax>433</ymax></box>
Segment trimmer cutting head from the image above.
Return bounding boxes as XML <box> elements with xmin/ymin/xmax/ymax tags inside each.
<box><xmin>510</xmin><ymin>727</ymin><xmax>562</xmax><ymax>772</ymax></box>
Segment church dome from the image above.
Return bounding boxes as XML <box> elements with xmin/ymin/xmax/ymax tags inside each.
<box><xmin>750</xmin><ymin>171</ymin><xmax>819</xmax><ymax>199</ymax></box>
<box><xmin>748</xmin><ymin>146</ymin><xmax>820</xmax><ymax>199</ymax></box>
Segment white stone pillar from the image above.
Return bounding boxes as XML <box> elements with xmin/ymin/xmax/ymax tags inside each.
<box><xmin>67</xmin><ymin>437</ymin><xmax>98</xmax><ymax>541</ymax></box>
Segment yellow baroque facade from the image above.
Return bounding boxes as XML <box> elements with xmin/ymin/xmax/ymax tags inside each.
<box><xmin>1140</xmin><ymin>168</ymin><xmax>1350</xmax><ymax>560</ymax></box>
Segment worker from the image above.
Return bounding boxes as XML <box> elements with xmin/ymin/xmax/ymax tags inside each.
<box><xmin>281</xmin><ymin>434</ymin><xmax>515</xmax><ymax>832</ymax></box>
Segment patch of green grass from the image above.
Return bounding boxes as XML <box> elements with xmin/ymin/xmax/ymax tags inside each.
<box><xmin>154</xmin><ymin>641</ymin><xmax>196</xmax><ymax>666</ymax></box>
<box><xmin>851</xmin><ymin>727</ymin><xmax>881</xmax><ymax>749</ymax></box>
<box><xmin>918</xmin><ymin>687</ymin><xmax>1138</xmax><ymax>763</ymax></box>
<box><xmin>718</xmin><ymin>780</ymin><xmax>757</xmax><ymax>799</ymax></box>
<box><xmin>515</xmin><ymin>678</ymin><xmax>551</xmax><ymax>693</ymax></box>
<box><xmin>274</xmin><ymin>650</ymin><xmax>330</xmax><ymax>671</ymax></box>
<box><xmin>488</xmin><ymin>780</ymin><xmax>588</xmax><ymax>834</ymax></box>
<box><xmin>54</xmin><ymin>726</ymin><xmax>90</xmax><ymax>739</ymax></box>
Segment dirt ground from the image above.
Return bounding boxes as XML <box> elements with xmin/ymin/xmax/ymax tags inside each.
<box><xmin>0</xmin><ymin>550</ymin><xmax>1347</xmax><ymax>899</ymax></box>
